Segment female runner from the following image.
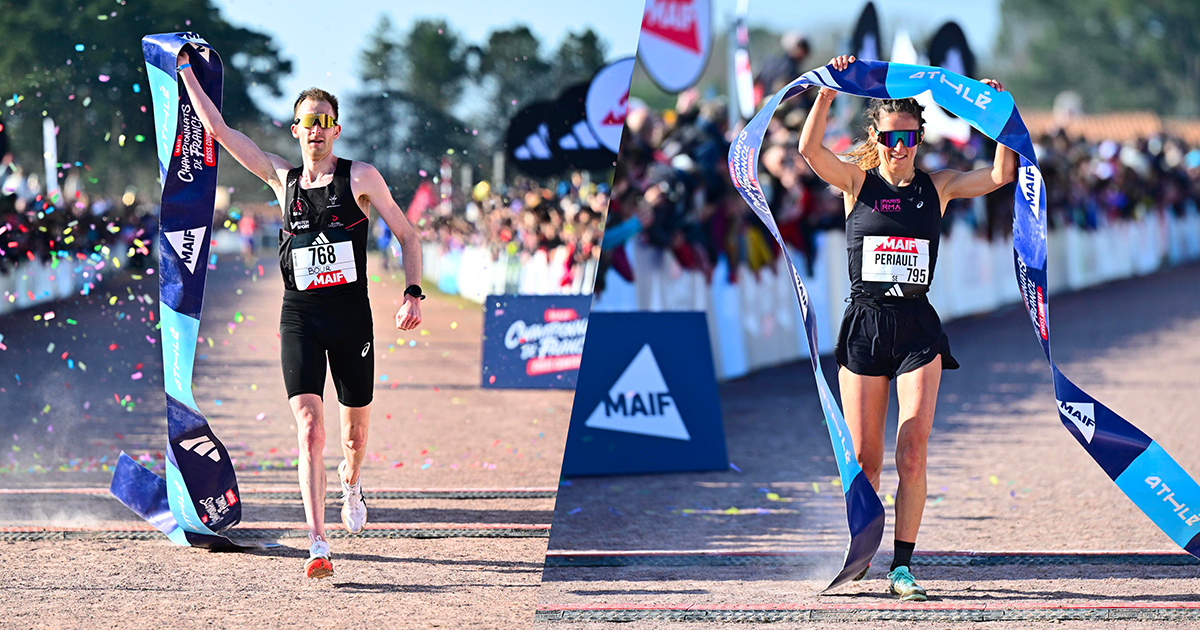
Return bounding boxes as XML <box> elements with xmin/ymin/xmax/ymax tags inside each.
<box><xmin>798</xmin><ymin>55</ymin><xmax>1015</xmax><ymax>600</ymax></box>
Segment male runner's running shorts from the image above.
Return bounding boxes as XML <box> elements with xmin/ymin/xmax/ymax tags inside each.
<box><xmin>834</xmin><ymin>297</ymin><xmax>959</xmax><ymax>380</ymax></box>
<box><xmin>279</xmin><ymin>290</ymin><xmax>374</xmax><ymax>407</ymax></box>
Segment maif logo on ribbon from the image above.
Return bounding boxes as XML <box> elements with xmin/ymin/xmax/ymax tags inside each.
<box><xmin>584</xmin><ymin>344</ymin><xmax>690</xmax><ymax>441</ymax></box>
<box><xmin>1057</xmin><ymin>399</ymin><xmax>1096</xmax><ymax>443</ymax></box>
<box><xmin>165</xmin><ymin>226</ymin><xmax>206</xmax><ymax>274</ymax></box>
<box><xmin>561</xmin><ymin>312</ymin><xmax>727</xmax><ymax>476</ymax></box>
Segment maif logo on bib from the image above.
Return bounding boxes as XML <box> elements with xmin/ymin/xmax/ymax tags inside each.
<box><xmin>585</xmin><ymin>344</ymin><xmax>690</xmax><ymax>441</ymax></box>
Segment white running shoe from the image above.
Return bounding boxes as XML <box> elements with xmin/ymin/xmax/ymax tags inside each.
<box><xmin>305</xmin><ymin>534</ymin><xmax>333</xmax><ymax>579</ymax></box>
<box><xmin>339</xmin><ymin>459</ymin><xmax>368</xmax><ymax>534</ymax></box>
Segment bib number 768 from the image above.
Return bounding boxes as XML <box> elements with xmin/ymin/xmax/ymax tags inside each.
<box><xmin>310</xmin><ymin>244</ymin><xmax>336</xmax><ymax>266</ymax></box>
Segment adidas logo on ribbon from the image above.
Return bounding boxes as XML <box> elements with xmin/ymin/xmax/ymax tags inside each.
<box><xmin>165</xmin><ymin>226</ymin><xmax>207</xmax><ymax>274</ymax></box>
<box><xmin>313</xmin><ymin>233</ymin><xmax>330</xmax><ymax>245</ymax></box>
<box><xmin>585</xmin><ymin>344</ymin><xmax>690</xmax><ymax>441</ymax></box>
<box><xmin>179</xmin><ymin>435</ymin><xmax>221</xmax><ymax>462</ymax></box>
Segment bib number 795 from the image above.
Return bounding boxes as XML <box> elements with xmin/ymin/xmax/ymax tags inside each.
<box><xmin>907</xmin><ymin>267</ymin><xmax>927</xmax><ymax>284</ymax></box>
<box><xmin>310</xmin><ymin>244</ymin><xmax>336</xmax><ymax>266</ymax></box>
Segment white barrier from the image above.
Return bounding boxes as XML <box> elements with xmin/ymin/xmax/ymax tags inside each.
<box><xmin>592</xmin><ymin>206</ymin><xmax>1200</xmax><ymax>381</ymax></box>
<box><xmin>420</xmin><ymin>242</ymin><xmax>598</xmax><ymax>302</ymax></box>
<box><xmin>0</xmin><ymin>246</ymin><xmax>135</xmax><ymax>318</ymax></box>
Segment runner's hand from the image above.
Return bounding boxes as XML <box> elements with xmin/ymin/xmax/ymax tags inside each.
<box><xmin>820</xmin><ymin>55</ymin><xmax>856</xmax><ymax>101</ymax></box>
<box><xmin>829</xmin><ymin>54</ymin><xmax>855</xmax><ymax>72</ymax></box>
<box><xmin>396</xmin><ymin>295</ymin><xmax>422</xmax><ymax>330</ymax></box>
<box><xmin>980</xmin><ymin>78</ymin><xmax>1005</xmax><ymax>93</ymax></box>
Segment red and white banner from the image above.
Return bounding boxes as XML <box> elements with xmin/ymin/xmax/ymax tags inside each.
<box><xmin>585</xmin><ymin>57</ymin><xmax>635</xmax><ymax>154</ymax></box>
<box><xmin>637</xmin><ymin>0</ymin><xmax>712</xmax><ymax>93</ymax></box>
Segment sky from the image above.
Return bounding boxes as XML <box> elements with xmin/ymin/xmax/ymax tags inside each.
<box><xmin>213</xmin><ymin>0</ymin><xmax>647</xmax><ymax>120</ymax></box>
<box><xmin>213</xmin><ymin>0</ymin><xmax>1004</xmax><ymax>120</ymax></box>
<box><xmin>726</xmin><ymin>0</ymin><xmax>1003</xmax><ymax>59</ymax></box>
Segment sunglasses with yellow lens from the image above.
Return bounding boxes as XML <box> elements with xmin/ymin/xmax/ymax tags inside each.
<box><xmin>294</xmin><ymin>113</ymin><xmax>337</xmax><ymax>129</ymax></box>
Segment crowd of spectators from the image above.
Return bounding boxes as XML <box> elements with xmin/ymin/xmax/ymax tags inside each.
<box><xmin>0</xmin><ymin>165</ymin><xmax>155</xmax><ymax>276</ymax></box>
<box><xmin>404</xmin><ymin>173</ymin><xmax>607</xmax><ymax>290</ymax></box>
<box><xmin>598</xmin><ymin>86</ymin><xmax>1200</xmax><ymax>290</ymax></box>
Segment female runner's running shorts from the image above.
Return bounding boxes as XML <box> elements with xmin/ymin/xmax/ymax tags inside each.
<box><xmin>834</xmin><ymin>297</ymin><xmax>959</xmax><ymax>380</ymax></box>
<box><xmin>279</xmin><ymin>290</ymin><xmax>375</xmax><ymax>407</ymax></box>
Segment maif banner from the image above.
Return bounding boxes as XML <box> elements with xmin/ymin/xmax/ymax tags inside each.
<box><xmin>481</xmin><ymin>295</ymin><xmax>590</xmax><ymax>389</ymax></box>
<box><xmin>110</xmin><ymin>32</ymin><xmax>244</xmax><ymax>549</ymax></box>
<box><xmin>561</xmin><ymin>312</ymin><xmax>728</xmax><ymax>477</ymax></box>
<box><xmin>638</xmin><ymin>0</ymin><xmax>712</xmax><ymax>93</ymax></box>
<box><xmin>728</xmin><ymin>58</ymin><xmax>1200</xmax><ymax>591</ymax></box>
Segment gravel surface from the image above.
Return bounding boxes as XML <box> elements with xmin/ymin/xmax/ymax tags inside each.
<box><xmin>0</xmin><ymin>251</ymin><xmax>570</xmax><ymax>628</ymax></box>
<box><xmin>539</xmin><ymin>262</ymin><xmax>1200</xmax><ymax>627</ymax></box>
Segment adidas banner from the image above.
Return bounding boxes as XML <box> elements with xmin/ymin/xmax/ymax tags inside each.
<box><xmin>110</xmin><ymin>32</ymin><xmax>243</xmax><ymax>550</ymax></box>
<box><xmin>481</xmin><ymin>295</ymin><xmax>591</xmax><ymax>389</ymax></box>
<box><xmin>548</xmin><ymin>83</ymin><xmax>617</xmax><ymax>171</ymax></box>
<box><xmin>850</xmin><ymin>2</ymin><xmax>883</xmax><ymax>62</ymax></box>
<box><xmin>728</xmin><ymin>59</ymin><xmax>1200</xmax><ymax>591</ymax></box>
<box><xmin>506</xmin><ymin>101</ymin><xmax>570</xmax><ymax>179</ymax></box>
<box><xmin>585</xmin><ymin>57</ymin><xmax>634</xmax><ymax>155</ymax></box>
<box><xmin>561</xmin><ymin>312</ymin><xmax>728</xmax><ymax>476</ymax></box>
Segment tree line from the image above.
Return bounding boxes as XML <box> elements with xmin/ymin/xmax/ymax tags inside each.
<box><xmin>0</xmin><ymin>0</ymin><xmax>607</xmax><ymax>201</ymax></box>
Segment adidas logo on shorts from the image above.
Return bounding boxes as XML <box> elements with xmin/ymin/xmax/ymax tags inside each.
<box><xmin>885</xmin><ymin>283</ymin><xmax>905</xmax><ymax>297</ymax></box>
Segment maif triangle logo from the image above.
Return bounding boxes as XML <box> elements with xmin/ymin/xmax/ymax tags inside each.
<box><xmin>165</xmin><ymin>226</ymin><xmax>207</xmax><ymax>275</ymax></box>
<box><xmin>585</xmin><ymin>344</ymin><xmax>690</xmax><ymax>441</ymax></box>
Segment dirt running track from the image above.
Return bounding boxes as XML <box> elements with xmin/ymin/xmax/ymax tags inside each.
<box><xmin>539</xmin><ymin>262</ymin><xmax>1200</xmax><ymax>628</ymax></box>
<box><xmin>0</xmin><ymin>250</ymin><xmax>573</xmax><ymax>628</ymax></box>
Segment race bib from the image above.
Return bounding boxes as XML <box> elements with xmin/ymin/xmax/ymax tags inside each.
<box><xmin>292</xmin><ymin>235</ymin><xmax>357</xmax><ymax>290</ymax></box>
<box><xmin>862</xmin><ymin>236</ymin><xmax>930</xmax><ymax>285</ymax></box>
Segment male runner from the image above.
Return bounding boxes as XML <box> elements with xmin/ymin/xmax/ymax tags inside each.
<box><xmin>177</xmin><ymin>49</ymin><xmax>423</xmax><ymax>578</ymax></box>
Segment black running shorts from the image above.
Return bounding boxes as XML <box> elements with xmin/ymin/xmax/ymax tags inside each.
<box><xmin>834</xmin><ymin>297</ymin><xmax>959</xmax><ymax>380</ymax></box>
<box><xmin>279</xmin><ymin>290</ymin><xmax>374</xmax><ymax>407</ymax></box>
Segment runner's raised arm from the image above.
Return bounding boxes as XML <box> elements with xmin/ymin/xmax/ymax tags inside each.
<box><xmin>176</xmin><ymin>49</ymin><xmax>287</xmax><ymax>202</ymax></box>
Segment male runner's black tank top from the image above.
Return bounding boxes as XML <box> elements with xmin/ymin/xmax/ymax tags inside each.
<box><xmin>847</xmin><ymin>168</ymin><xmax>941</xmax><ymax>300</ymax></box>
<box><xmin>278</xmin><ymin>158</ymin><xmax>369</xmax><ymax>296</ymax></box>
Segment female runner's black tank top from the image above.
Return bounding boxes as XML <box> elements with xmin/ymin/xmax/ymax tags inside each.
<box><xmin>278</xmin><ymin>158</ymin><xmax>370</xmax><ymax>297</ymax></box>
<box><xmin>847</xmin><ymin>167</ymin><xmax>942</xmax><ymax>300</ymax></box>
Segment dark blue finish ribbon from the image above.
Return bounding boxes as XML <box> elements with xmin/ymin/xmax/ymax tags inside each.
<box><xmin>109</xmin><ymin>32</ymin><xmax>243</xmax><ymax>549</ymax></box>
<box><xmin>728</xmin><ymin>59</ymin><xmax>1200</xmax><ymax>590</ymax></box>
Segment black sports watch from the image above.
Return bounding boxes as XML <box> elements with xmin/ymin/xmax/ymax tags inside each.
<box><xmin>404</xmin><ymin>284</ymin><xmax>426</xmax><ymax>300</ymax></box>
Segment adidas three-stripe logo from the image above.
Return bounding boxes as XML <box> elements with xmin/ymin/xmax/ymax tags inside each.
<box><xmin>313</xmin><ymin>233</ymin><xmax>330</xmax><ymax>245</ymax></box>
<box><xmin>179</xmin><ymin>436</ymin><xmax>222</xmax><ymax>462</ymax></box>
<box><xmin>885</xmin><ymin>284</ymin><xmax>905</xmax><ymax>297</ymax></box>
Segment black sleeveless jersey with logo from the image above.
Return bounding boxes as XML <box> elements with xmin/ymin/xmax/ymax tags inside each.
<box><xmin>847</xmin><ymin>168</ymin><xmax>942</xmax><ymax>300</ymax></box>
<box><xmin>278</xmin><ymin>158</ymin><xmax>369</xmax><ymax>296</ymax></box>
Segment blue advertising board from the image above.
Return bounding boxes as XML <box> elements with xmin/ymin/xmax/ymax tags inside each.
<box><xmin>561</xmin><ymin>311</ymin><xmax>728</xmax><ymax>476</ymax></box>
<box><xmin>481</xmin><ymin>295</ymin><xmax>591</xmax><ymax>389</ymax></box>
